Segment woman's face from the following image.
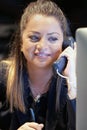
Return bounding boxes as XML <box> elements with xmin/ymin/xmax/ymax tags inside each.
<box><xmin>21</xmin><ymin>14</ymin><xmax>63</xmax><ymax>69</ymax></box>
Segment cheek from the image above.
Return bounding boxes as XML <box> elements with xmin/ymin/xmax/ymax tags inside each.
<box><xmin>21</xmin><ymin>43</ymin><xmax>35</xmax><ymax>60</ymax></box>
<box><xmin>52</xmin><ymin>47</ymin><xmax>62</xmax><ymax>62</ymax></box>
<box><xmin>21</xmin><ymin>35</ymin><xmax>34</xmax><ymax>53</ymax></box>
<box><xmin>52</xmin><ymin>49</ymin><xmax>62</xmax><ymax>61</ymax></box>
<box><xmin>21</xmin><ymin>39</ymin><xmax>34</xmax><ymax>52</ymax></box>
<box><xmin>50</xmin><ymin>44</ymin><xmax>62</xmax><ymax>60</ymax></box>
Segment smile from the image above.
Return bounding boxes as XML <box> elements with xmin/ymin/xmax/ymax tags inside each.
<box><xmin>35</xmin><ymin>52</ymin><xmax>50</xmax><ymax>58</ymax></box>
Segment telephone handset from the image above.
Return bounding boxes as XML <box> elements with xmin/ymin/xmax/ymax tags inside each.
<box><xmin>53</xmin><ymin>36</ymin><xmax>74</xmax><ymax>74</ymax></box>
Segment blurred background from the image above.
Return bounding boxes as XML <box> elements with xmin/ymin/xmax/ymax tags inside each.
<box><xmin>0</xmin><ymin>0</ymin><xmax>87</xmax><ymax>59</ymax></box>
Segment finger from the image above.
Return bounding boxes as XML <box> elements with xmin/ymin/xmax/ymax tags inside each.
<box><xmin>73</xmin><ymin>42</ymin><xmax>77</xmax><ymax>63</ymax></box>
<box><xmin>17</xmin><ymin>123</ymin><xmax>33</xmax><ymax>130</ymax></box>
<box><xmin>27</xmin><ymin>122</ymin><xmax>44</xmax><ymax>130</ymax></box>
<box><xmin>59</xmin><ymin>46</ymin><xmax>74</xmax><ymax>60</ymax></box>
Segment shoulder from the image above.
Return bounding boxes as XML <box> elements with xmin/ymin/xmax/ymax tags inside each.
<box><xmin>0</xmin><ymin>59</ymin><xmax>11</xmax><ymax>76</ymax></box>
<box><xmin>0</xmin><ymin>59</ymin><xmax>12</xmax><ymax>84</ymax></box>
<box><xmin>0</xmin><ymin>59</ymin><xmax>12</xmax><ymax>101</ymax></box>
<box><xmin>0</xmin><ymin>59</ymin><xmax>12</xmax><ymax>67</ymax></box>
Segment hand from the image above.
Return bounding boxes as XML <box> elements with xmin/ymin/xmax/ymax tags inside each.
<box><xmin>60</xmin><ymin>42</ymin><xmax>77</xmax><ymax>78</ymax></box>
<box><xmin>59</xmin><ymin>42</ymin><xmax>77</xmax><ymax>99</ymax></box>
<box><xmin>17</xmin><ymin>122</ymin><xmax>44</xmax><ymax>130</ymax></box>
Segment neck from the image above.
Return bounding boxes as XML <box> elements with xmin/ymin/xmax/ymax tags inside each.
<box><xmin>28</xmin><ymin>66</ymin><xmax>53</xmax><ymax>86</ymax></box>
<box><xmin>27</xmin><ymin>66</ymin><xmax>53</xmax><ymax>98</ymax></box>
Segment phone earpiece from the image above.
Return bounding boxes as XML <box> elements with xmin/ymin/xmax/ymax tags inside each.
<box><xmin>62</xmin><ymin>36</ymin><xmax>74</xmax><ymax>50</ymax></box>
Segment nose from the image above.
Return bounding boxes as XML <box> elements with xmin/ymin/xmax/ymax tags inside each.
<box><xmin>36</xmin><ymin>38</ymin><xmax>47</xmax><ymax>51</ymax></box>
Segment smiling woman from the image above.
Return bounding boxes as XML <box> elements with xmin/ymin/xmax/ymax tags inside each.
<box><xmin>21</xmin><ymin>14</ymin><xmax>63</xmax><ymax>68</ymax></box>
<box><xmin>0</xmin><ymin>0</ymin><xmax>76</xmax><ymax>130</ymax></box>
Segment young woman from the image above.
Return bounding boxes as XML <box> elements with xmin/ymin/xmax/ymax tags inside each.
<box><xmin>0</xmin><ymin>0</ymin><xmax>77</xmax><ymax>129</ymax></box>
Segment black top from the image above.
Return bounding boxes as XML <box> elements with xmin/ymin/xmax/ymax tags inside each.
<box><xmin>0</xmin><ymin>61</ymin><xmax>76</xmax><ymax>130</ymax></box>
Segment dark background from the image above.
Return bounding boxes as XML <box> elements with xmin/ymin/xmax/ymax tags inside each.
<box><xmin>0</xmin><ymin>0</ymin><xmax>87</xmax><ymax>59</ymax></box>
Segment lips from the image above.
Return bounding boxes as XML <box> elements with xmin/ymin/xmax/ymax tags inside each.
<box><xmin>35</xmin><ymin>52</ymin><xmax>50</xmax><ymax>58</ymax></box>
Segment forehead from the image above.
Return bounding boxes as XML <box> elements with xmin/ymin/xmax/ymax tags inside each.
<box><xmin>25</xmin><ymin>14</ymin><xmax>63</xmax><ymax>34</ymax></box>
<box><xmin>27</xmin><ymin>14</ymin><xmax>59</xmax><ymax>26</ymax></box>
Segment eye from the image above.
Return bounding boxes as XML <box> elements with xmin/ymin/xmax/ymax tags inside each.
<box><xmin>29</xmin><ymin>35</ymin><xmax>40</xmax><ymax>42</ymax></box>
<box><xmin>48</xmin><ymin>36</ymin><xmax>58</xmax><ymax>43</ymax></box>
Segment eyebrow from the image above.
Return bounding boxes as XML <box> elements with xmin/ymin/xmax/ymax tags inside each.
<box><xmin>29</xmin><ymin>31</ymin><xmax>40</xmax><ymax>34</ymax></box>
<box><xmin>29</xmin><ymin>31</ymin><xmax>60</xmax><ymax>36</ymax></box>
<box><xmin>47</xmin><ymin>32</ymin><xmax>60</xmax><ymax>36</ymax></box>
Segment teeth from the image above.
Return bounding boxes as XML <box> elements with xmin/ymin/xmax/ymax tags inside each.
<box><xmin>39</xmin><ymin>54</ymin><xmax>44</xmax><ymax>56</ymax></box>
<box><xmin>37</xmin><ymin>53</ymin><xmax>45</xmax><ymax>56</ymax></box>
<box><xmin>35</xmin><ymin>52</ymin><xmax>49</xmax><ymax>57</ymax></box>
